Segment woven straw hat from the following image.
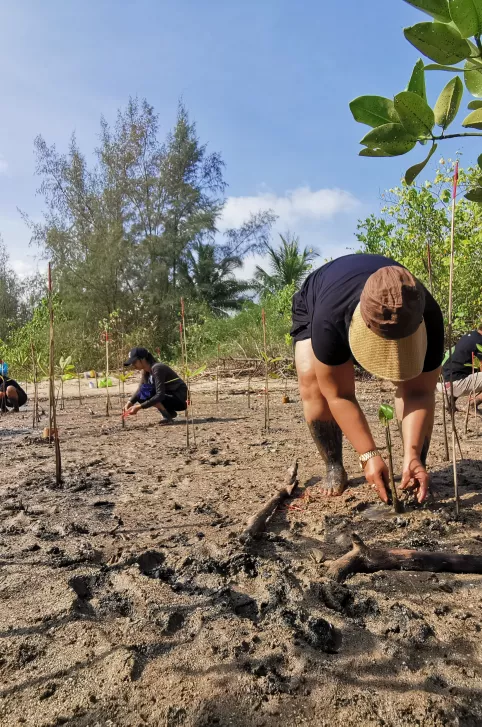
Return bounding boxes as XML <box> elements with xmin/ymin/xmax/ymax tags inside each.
<box><xmin>348</xmin><ymin>266</ymin><xmax>427</xmax><ymax>382</ymax></box>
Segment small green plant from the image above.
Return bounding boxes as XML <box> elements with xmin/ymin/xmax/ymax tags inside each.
<box><xmin>378</xmin><ymin>404</ymin><xmax>403</xmax><ymax>513</ymax></box>
<box><xmin>58</xmin><ymin>355</ymin><xmax>75</xmax><ymax>410</ymax></box>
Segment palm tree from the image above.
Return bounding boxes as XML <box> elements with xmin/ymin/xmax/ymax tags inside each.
<box><xmin>179</xmin><ymin>241</ymin><xmax>251</xmax><ymax>316</ymax></box>
<box><xmin>253</xmin><ymin>233</ymin><xmax>317</xmax><ymax>295</ymax></box>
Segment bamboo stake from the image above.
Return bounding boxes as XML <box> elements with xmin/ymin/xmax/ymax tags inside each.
<box><xmin>180</xmin><ymin>320</ymin><xmax>189</xmax><ymax>448</ymax></box>
<box><xmin>247</xmin><ymin>369</ymin><xmax>252</xmax><ymax>409</ymax></box>
<box><xmin>105</xmin><ymin>329</ymin><xmax>111</xmax><ymax>417</ymax></box>
<box><xmin>464</xmin><ymin>396</ymin><xmax>471</xmax><ymax>435</ymax></box>
<box><xmin>78</xmin><ymin>371</ymin><xmax>82</xmax><ymax>407</ymax></box>
<box><xmin>262</xmin><ymin>309</ymin><xmax>269</xmax><ymax>431</ymax></box>
<box><xmin>30</xmin><ymin>339</ymin><xmax>39</xmax><ymax>428</ymax></box>
<box><xmin>216</xmin><ymin>342</ymin><xmax>220</xmax><ymax>404</ymax></box>
<box><xmin>181</xmin><ymin>298</ymin><xmax>196</xmax><ymax>446</ymax></box>
<box><xmin>472</xmin><ymin>352</ymin><xmax>478</xmax><ymax>436</ymax></box>
<box><xmin>447</xmin><ymin>162</ymin><xmax>460</xmax><ymax>516</ymax></box>
<box><xmin>385</xmin><ymin>420</ymin><xmax>402</xmax><ymax>513</ymax></box>
<box><xmin>48</xmin><ymin>263</ymin><xmax>61</xmax><ymax>485</ymax></box>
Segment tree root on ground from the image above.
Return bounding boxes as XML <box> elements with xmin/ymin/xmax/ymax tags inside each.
<box><xmin>325</xmin><ymin>533</ymin><xmax>482</xmax><ymax>583</ymax></box>
<box><xmin>239</xmin><ymin>460</ymin><xmax>298</xmax><ymax>543</ymax></box>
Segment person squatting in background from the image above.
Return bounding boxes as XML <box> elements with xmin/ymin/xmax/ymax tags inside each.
<box><xmin>0</xmin><ymin>362</ymin><xmax>28</xmax><ymax>413</ymax></box>
<box><xmin>438</xmin><ymin>325</ymin><xmax>482</xmax><ymax>412</ymax></box>
<box><xmin>123</xmin><ymin>347</ymin><xmax>187</xmax><ymax>424</ymax></box>
<box><xmin>291</xmin><ymin>254</ymin><xmax>444</xmax><ymax>505</ymax></box>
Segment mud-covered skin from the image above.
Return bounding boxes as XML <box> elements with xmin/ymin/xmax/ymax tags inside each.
<box><xmin>307</xmin><ymin>419</ymin><xmax>348</xmax><ymax>496</ymax></box>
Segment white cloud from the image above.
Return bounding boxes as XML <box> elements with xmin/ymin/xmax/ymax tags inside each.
<box><xmin>0</xmin><ymin>156</ymin><xmax>8</xmax><ymax>174</ymax></box>
<box><xmin>220</xmin><ymin>185</ymin><xmax>360</xmax><ymax>230</ymax></box>
<box><xmin>11</xmin><ymin>257</ymin><xmax>46</xmax><ymax>280</ymax></box>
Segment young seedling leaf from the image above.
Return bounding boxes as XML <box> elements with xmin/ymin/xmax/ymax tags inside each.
<box><xmin>407</xmin><ymin>58</ymin><xmax>428</xmax><ymax>100</ymax></box>
<box><xmin>468</xmin><ymin>100</ymin><xmax>482</xmax><ymax>109</ymax></box>
<box><xmin>359</xmin><ymin>148</ymin><xmax>394</xmax><ymax>157</ymax></box>
<box><xmin>465</xmin><ymin>59</ymin><xmax>482</xmax><ymax>96</ymax></box>
<box><xmin>462</xmin><ymin>107</ymin><xmax>482</xmax><ymax>128</ymax></box>
<box><xmin>449</xmin><ymin>0</ymin><xmax>482</xmax><ymax>38</ymax></box>
<box><xmin>403</xmin><ymin>0</ymin><xmax>451</xmax><ymax>23</ymax></box>
<box><xmin>404</xmin><ymin>143</ymin><xmax>438</xmax><ymax>185</ymax></box>
<box><xmin>434</xmin><ymin>76</ymin><xmax>463</xmax><ymax>128</ymax></box>
<box><xmin>360</xmin><ymin>124</ymin><xmax>417</xmax><ymax>156</ymax></box>
<box><xmin>394</xmin><ymin>91</ymin><xmax>435</xmax><ymax>137</ymax></box>
<box><xmin>404</xmin><ymin>22</ymin><xmax>471</xmax><ymax>65</ymax></box>
<box><xmin>425</xmin><ymin>63</ymin><xmax>465</xmax><ymax>71</ymax></box>
<box><xmin>349</xmin><ymin>96</ymin><xmax>399</xmax><ymax>128</ymax></box>
<box><xmin>465</xmin><ymin>186</ymin><xmax>482</xmax><ymax>201</ymax></box>
<box><xmin>477</xmin><ymin>344</ymin><xmax>482</xmax><ymax>352</ymax></box>
<box><xmin>378</xmin><ymin>403</ymin><xmax>395</xmax><ymax>424</ymax></box>
<box><xmin>442</xmin><ymin>346</ymin><xmax>456</xmax><ymax>365</ymax></box>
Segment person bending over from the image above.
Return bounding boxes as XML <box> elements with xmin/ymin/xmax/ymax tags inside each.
<box><xmin>123</xmin><ymin>347</ymin><xmax>187</xmax><ymax>424</ymax></box>
<box><xmin>438</xmin><ymin>325</ymin><xmax>482</xmax><ymax>411</ymax></box>
<box><xmin>0</xmin><ymin>376</ymin><xmax>28</xmax><ymax>413</ymax></box>
<box><xmin>291</xmin><ymin>254</ymin><xmax>444</xmax><ymax>505</ymax></box>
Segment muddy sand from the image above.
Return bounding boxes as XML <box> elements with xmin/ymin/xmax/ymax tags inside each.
<box><xmin>1</xmin><ymin>376</ymin><xmax>482</xmax><ymax>727</ymax></box>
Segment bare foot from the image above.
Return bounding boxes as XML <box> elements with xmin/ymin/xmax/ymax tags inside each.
<box><xmin>320</xmin><ymin>467</ymin><xmax>348</xmax><ymax>497</ymax></box>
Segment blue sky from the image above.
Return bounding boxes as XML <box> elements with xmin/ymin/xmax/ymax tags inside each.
<box><xmin>0</xmin><ymin>0</ymin><xmax>473</xmax><ymax>278</ymax></box>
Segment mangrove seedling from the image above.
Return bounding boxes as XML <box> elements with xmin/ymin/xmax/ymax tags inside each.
<box><xmin>58</xmin><ymin>355</ymin><xmax>75</xmax><ymax>410</ymax></box>
<box><xmin>378</xmin><ymin>403</ymin><xmax>402</xmax><ymax>513</ymax></box>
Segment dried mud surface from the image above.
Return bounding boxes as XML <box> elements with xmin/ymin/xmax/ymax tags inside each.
<box><xmin>1</xmin><ymin>377</ymin><xmax>482</xmax><ymax>727</ymax></box>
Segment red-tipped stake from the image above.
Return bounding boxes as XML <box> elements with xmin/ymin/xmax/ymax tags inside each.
<box><xmin>447</xmin><ymin>162</ymin><xmax>460</xmax><ymax>516</ymax></box>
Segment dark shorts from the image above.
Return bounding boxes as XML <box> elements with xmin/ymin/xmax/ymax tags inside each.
<box><xmin>2</xmin><ymin>389</ymin><xmax>27</xmax><ymax>409</ymax></box>
<box><xmin>162</xmin><ymin>392</ymin><xmax>188</xmax><ymax>414</ymax></box>
<box><xmin>290</xmin><ymin>290</ymin><xmax>312</xmax><ymax>344</ymax></box>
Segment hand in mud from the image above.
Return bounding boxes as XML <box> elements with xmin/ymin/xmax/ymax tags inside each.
<box><xmin>364</xmin><ymin>455</ymin><xmax>389</xmax><ymax>504</ymax></box>
<box><xmin>400</xmin><ymin>456</ymin><xmax>429</xmax><ymax>504</ymax></box>
<box><xmin>125</xmin><ymin>403</ymin><xmax>141</xmax><ymax>417</ymax></box>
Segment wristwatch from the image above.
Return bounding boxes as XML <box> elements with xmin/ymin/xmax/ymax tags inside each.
<box><xmin>359</xmin><ymin>449</ymin><xmax>381</xmax><ymax>470</ymax></box>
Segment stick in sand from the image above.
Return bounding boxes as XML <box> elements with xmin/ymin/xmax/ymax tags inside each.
<box><xmin>239</xmin><ymin>461</ymin><xmax>298</xmax><ymax>543</ymax></box>
<box><xmin>48</xmin><ymin>263</ymin><xmax>62</xmax><ymax>485</ymax></box>
<box><xmin>216</xmin><ymin>342</ymin><xmax>220</xmax><ymax>404</ymax></box>
<box><xmin>179</xmin><ymin>321</ymin><xmax>190</xmax><ymax>447</ymax></box>
<box><xmin>262</xmin><ymin>309</ymin><xmax>269</xmax><ymax>431</ymax></box>
<box><xmin>446</xmin><ymin>162</ymin><xmax>460</xmax><ymax>516</ymax></box>
<box><xmin>472</xmin><ymin>352</ymin><xmax>478</xmax><ymax>436</ymax></box>
<box><xmin>325</xmin><ymin>532</ymin><xmax>482</xmax><ymax>583</ymax></box>
<box><xmin>30</xmin><ymin>339</ymin><xmax>39</xmax><ymax>428</ymax></box>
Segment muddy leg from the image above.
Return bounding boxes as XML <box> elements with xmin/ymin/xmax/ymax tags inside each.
<box><xmin>307</xmin><ymin>419</ymin><xmax>348</xmax><ymax>496</ymax></box>
<box><xmin>295</xmin><ymin>339</ymin><xmax>348</xmax><ymax>496</ymax></box>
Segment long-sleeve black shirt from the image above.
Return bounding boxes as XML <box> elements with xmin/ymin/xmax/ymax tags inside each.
<box><xmin>130</xmin><ymin>363</ymin><xmax>187</xmax><ymax>410</ymax></box>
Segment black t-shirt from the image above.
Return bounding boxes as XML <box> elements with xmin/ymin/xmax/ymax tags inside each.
<box><xmin>131</xmin><ymin>363</ymin><xmax>187</xmax><ymax>409</ymax></box>
<box><xmin>291</xmin><ymin>254</ymin><xmax>444</xmax><ymax>371</ymax></box>
<box><xmin>443</xmin><ymin>330</ymin><xmax>482</xmax><ymax>382</ymax></box>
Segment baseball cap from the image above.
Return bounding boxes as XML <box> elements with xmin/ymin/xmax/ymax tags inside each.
<box><xmin>124</xmin><ymin>347</ymin><xmax>150</xmax><ymax>367</ymax></box>
<box><xmin>348</xmin><ymin>266</ymin><xmax>427</xmax><ymax>382</ymax></box>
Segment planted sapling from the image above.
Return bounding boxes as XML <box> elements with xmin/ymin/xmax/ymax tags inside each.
<box><xmin>378</xmin><ymin>404</ymin><xmax>402</xmax><ymax>513</ymax></box>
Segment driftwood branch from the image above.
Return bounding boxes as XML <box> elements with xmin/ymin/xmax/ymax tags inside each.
<box><xmin>325</xmin><ymin>533</ymin><xmax>482</xmax><ymax>583</ymax></box>
<box><xmin>240</xmin><ymin>460</ymin><xmax>298</xmax><ymax>543</ymax></box>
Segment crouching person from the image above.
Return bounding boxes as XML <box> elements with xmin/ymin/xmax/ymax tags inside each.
<box><xmin>438</xmin><ymin>325</ymin><xmax>482</xmax><ymax>412</ymax></box>
<box><xmin>0</xmin><ymin>375</ymin><xmax>28</xmax><ymax>413</ymax></box>
<box><xmin>123</xmin><ymin>347</ymin><xmax>187</xmax><ymax>424</ymax></box>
